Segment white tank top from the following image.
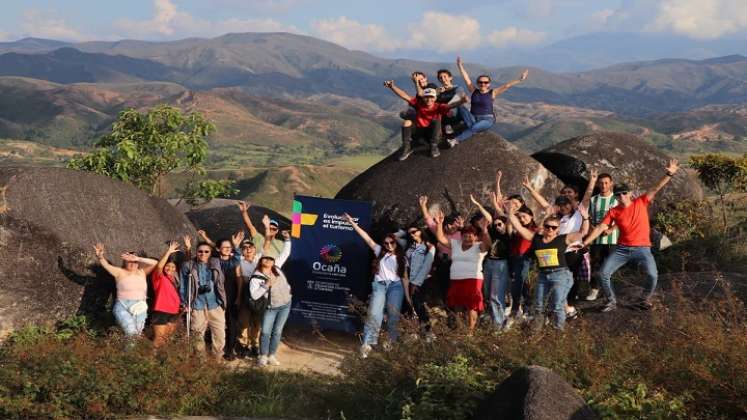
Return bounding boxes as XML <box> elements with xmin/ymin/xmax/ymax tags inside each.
<box><xmin>449</xmin><ymin>239</ymin><xmax>487</xmax><ymax>280</ymax></box>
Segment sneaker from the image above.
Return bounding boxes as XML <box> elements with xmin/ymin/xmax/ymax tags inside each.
<box><xmin>566</xmin><ymin>307</ymin><xmax>579</xmax><ymax>320</ymax></box>
<box><xmin>268</xmin><ymin>355</ymin><xmax>281</xmax><ymax>366</ymax></box>
<box><xmin>447</xmin><ymin>138</ymin><xmax>458</xmax><ymax>148</ymax></box>
<box><xmin>382</xmin><ymin>341</ymin><xmax>393</xmax><ymax>352</ymax></box>
<box><xmin>430</xmin><ymin>144</ymin><xmax>440</xmax><ymax>158</ymax></box>
<box><xmin>504</xmin><ymin>317</ymin><xmax>514</xmax><ymax>331</ymax></box>
<box><xmin>601</xmin><ymin>301</ymin><xmax>617</xmax><ymax>312</ymax></box>
<box><xmin>586</xmin><ymin>288</ymin><xmax>600</xmax><ymax>301</ymax></box>
<box><xmin>399</xmin><ymin>145</ymin><xmax>413</xmax><ymax>161</ymax></box>
<box><xmin>444</xmin><ymin>124</ymin><xmax>454</xmax><ymax>135</ymax></box>
<box><xmin>359</xmin><ymin>344</ymin><xmax>372</xmax><ymax>359</ymax></box>
<box><xmin>257</xmin><ymin>355</ymin><xmax>268</xmax><ymax>367</ymax></box>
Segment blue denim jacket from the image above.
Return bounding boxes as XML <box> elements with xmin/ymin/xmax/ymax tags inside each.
<box><xmin>406</xmin><ymin>242</ymin><xmax>435</xmax><ymax>286</ymax></box>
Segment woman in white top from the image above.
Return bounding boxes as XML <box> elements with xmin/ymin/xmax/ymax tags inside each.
<box><xmin>344</xmin><ymin>213</ymin><xmax>411</xmax><ymax>358</ymax></box>
<box><xmin>249</xmin><ymin>231</ymin><xmax>291</xmax><ymax>367</ymax></box>
<box><xmin>434</xmin><ymin>211</ymin><xmax>490</xmax><ymax>333</ymax></box>
<box><xmin>93</xmin><ymin>243</ymin><xmax>157</xmax><ymax>336</ymax></box>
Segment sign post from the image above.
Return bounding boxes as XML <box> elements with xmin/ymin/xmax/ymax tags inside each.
<box><xmin>285</xmin><ymin>195</ymin><xmax>372</xmax><ymax>332</ymax></box>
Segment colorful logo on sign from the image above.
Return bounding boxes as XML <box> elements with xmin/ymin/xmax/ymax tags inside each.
<box><xmin>319</xmin><ymin>244</ymin><xmax>342</xmax><ymax>263</ymax></box>
<box><xmin>291</xmin><ymin>199</ymin><xmax>319</xmax><ymax>238</ymax></box>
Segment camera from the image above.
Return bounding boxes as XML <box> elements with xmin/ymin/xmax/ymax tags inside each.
<box><xmin>197</xmin><ymin>284</ymin><xmax>212</xmax><ymax>295</ymax></box>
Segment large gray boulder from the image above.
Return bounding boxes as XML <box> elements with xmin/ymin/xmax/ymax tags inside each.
<box><xmin>171</xmin><ymin>198</ymin><xmax>290</xmax><ymax>242</ymax></box>
<box><xmin>335</xmin><ymin>132</ymin><xmax>563</xmax><ymax>234</ymax></box>
<box><xmin>0</xmin><ymin>167</ymin><xmax>196</xmax><ymax>337</ymax></box>
<box><xmin>474</xmin><ymin>365</ymin><xmax>598</xmax><ymax>420</ymax></box>
<box><xmin>532</xmin><ymin>132</ymin><xmax>702</xmax><ymax>204</ymax></box>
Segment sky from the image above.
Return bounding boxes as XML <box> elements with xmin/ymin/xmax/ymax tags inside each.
<box><xmin>2</xmin><ymin>0</ymin><xmax>747</xmax><ymax>55</ymax></box>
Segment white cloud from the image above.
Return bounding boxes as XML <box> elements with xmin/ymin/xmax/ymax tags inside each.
<box><xmin>311</xmin><ymin>17</ymin><xmax>401</xmax><ymax>51</ymax></box>
<box><xmin>406</xmin><ymin>11</ymin><xmax>481</xmax><ymax>52</ymax></box>
<box><xmin>648</xmin><ymin>0</ymin><xmax>747</xmax><ymax>39</ymax></box>
<box><xmin>114</xmin><ymin>0</ymin><xmax>300</xmax><ymax>39</ymax></box>
<box><xmin>487</xmin><ymin>27</ymin><xmax>545</xmax><ymax>48</ymax></box>
<box><xmin>20</xmin><ymin>10</ymin><xmax>88</xmax><ymax>41</ymax></box>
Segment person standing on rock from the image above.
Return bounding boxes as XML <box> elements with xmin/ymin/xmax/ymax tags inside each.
<box><xmin>506</xmin><ymin>204</ymin><xmax>590</xmax><ymax>330</ymax></box>
<box><xmin>150</xmin><ymin>240</ymin><xmax>184</xmax><ymax>347</ymax></box>
<box><xmin>449</xmin><ymin>57</ymin><xmax>528</xmax><ymax>147</ymax></box>
<box><xmin>344</xmin><ymin>213</ymin><xmax>411</xmax><ymax>358</ymax></box>
<box><xmin>586</xmin><ymin>172</ymin><xmax>619</xmax><ymax>301</ymax></box>
<box><xmin>93</xmin><ymin>243</ymin><xmax>158</xmax><ymax>338</ymax></box>
<box><xmin>238</xmin><ymin>201</ymin><xmax>284</xmax><ymax>259</ymax></box>
<box><xmin>582</xmin><ymin>160</ymin><xmax>680</xmax><ymax>312</ymax></box>
<box><xmin>250</xmin><ymin>229</ymin><xmax>292</xmax><ymax>367</ymax></box>
<box><xmin>404</xmin><ymin>224</ymin><xmax>436</xmax><ymax>341</ymax></box>
<box><xmin>434</xmin><ymin>210</ymin><xmax>490</xmax><ymax>333</ymax></box>
<box><xmin>180</xmin><ymin>240</ymin><xmax>228</xmax><ymax>360</ymax></box>
<box><xmin>384</xmin><ymin>79</ymin><xmax>467</xmax><ymax>160</ymax></box>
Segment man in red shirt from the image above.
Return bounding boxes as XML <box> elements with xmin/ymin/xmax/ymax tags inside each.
<box><xmin>384</xmin><ymin>79</ymin><xmax>467</xmax><ymax>160</ymax></box>
<box><xmin>581</xmin><ymin>159</ymin><xmax>680</xmax><ymax>311</ymax></box>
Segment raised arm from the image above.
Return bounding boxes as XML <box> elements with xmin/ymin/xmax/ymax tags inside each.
<box><xmin>238</xmin><ymin>201</ymin><xmax>258</xmax><ymax>238</ymax></box>
<box><xmin>447</xmin><ymin>96</ymin><xmax>469</xmax><ymax>109</ymax></box>
<box><xmin>262</xmin><ymin>215</ymin><xmax>273</xmax><ymax>255</ymax></box>
<box><xmin>456</xmin><ymin>56</ymin><xmax>475</xmax><ymax>93</ymax></box>
<box><xmin>646</xmin><ymin>159</ymin><xmax>679</xmax><ymax>202</ymax></box>
<box><xmin>476</xmin><ymin>217</ymin><xmax>491</xmax><ymax>253</ymax></box>
<box><xmin>121</xmin><ymin>252</ymin><xmax>159</xmax><ymax>275</ymax></box>
<box><xmin>411</xmin><ymin>72</ymin><xmax>425</xmax><ymax>97</ymax></box>
<box><xmin>433</xmin><ymin>211</ymin><xmax>451</xmax><ymax>248</ymax></box>
<box><xmin>93</xmin><ymin>243</ymin><xmax>124</xmax><ymax>278</ymax></box>
<box><xmin>522</xmin><ymin>175</ymin><xmax>551</xmax><ymax>211</ymax></box>
<box><xmin>343</xmin><ymin>213</ymin><xmax>378</xmax><ymax>251</ymax></box>
<box><xmin>155</xmin><ymin>241</ymin><xmax>180</xmax><ymax>274</ymax></box>
<box><xmin>566</xmin><ymin>206</ymin><xmax>590</xmax><ymax>244</ymax></box>
<box><xmin>275</xmin><ymin>231</ymin><xmax>292</xmax><ymax>267</ymax></box>
<box><xmin>231</xmin><ymin>230</ymin><xmax>245</xmax><ymax>263</ymax></box>
<box><xmin>492</xmin><ymin>69</ymin><xmax>528</xmax><ymax>98</ymax></box>
<box><xmin>505</xmin><ymin>204</ymin><xmax>536</xmax><ymax>241</ymax></box>
<box><xmin>384</xmin><ymin>80</ymin><xmax>412</xmax><ymax>102</ymax></box>
<box><xmin>580</xmin><ymin>168</ymin><xmax>598</xmax><ymax>209</ymax></box>
<box><xmin>470</xmin><ymin>194</ymin><xmax>493</xmax><ymax>224</ymax></box>
<box><xmin>182</xmin><ymin>234</ymin><xmax>192</xmax><ymax>261</ymax></box>
<box><xmin>197</xmin><ymin>230</ymin><xmax>215</xmax><ymax>248</ymax></box>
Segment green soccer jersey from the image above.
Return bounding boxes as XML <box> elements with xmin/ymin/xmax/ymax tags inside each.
<box><xmin>589</xmin><ymin>194</ymin><xmax>619</xmax><ymax>245</ymax></box>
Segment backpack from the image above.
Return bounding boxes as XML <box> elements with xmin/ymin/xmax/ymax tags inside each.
<box><xmin>244</xmin><ymin>273</ymin><xmax>270</xmax><ymax>314</ymax></box>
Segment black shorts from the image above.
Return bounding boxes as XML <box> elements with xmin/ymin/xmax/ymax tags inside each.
<box><xmin>151</xmin><ymin>310</ymin><xmax>180</xmax><ymax>326</ymax></box>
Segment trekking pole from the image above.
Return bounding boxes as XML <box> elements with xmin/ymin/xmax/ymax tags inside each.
<box><xmin>186</xmin><ymin>275</ymin><xmax>192</xmax><ymax>342</ymax></box>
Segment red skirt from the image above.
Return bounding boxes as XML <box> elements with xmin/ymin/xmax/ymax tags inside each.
<box><xmin>447</xmin><ymin>278</ymin><xmax>484</xmax><ymax>312</ymax></box>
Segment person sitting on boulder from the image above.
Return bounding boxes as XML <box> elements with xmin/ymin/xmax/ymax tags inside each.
<box><xmin>251</xmin><ymin>229</ymin><xmax>292</xmax><ymax>367</ymax></box>
<box><xmin>180</xmin><ymin>240</ymin><xmax>228</xmax><ymax>361</ymax></box>
<box><xmin>449</xmin><ymin>56</ymin><xmax>528</xmax><ymax>147</ymax></box>
<box><xmin>581</xmin><ymin>159</ymin><xmax>680</xmax><ymax>312</ymax></box>
<box><xmin>433</xmin><ymin>210</ymin><xmax>490</xmax><ymax>334</ymax></box>
<box><xmin>344</xmin><ymin>213</ymin><xmax>411</xmax><ymax>358</ymax></box>
<box><xmin>93</xmin><ymin>243</ymin><xmax>158</xmax><ymax>338</ymax></box>
<box><xmin>435</xmin><ymin>69</ymin><xmax>466</xmax><ymax>137</ymax></box>
<box><xmin>384</xmin><ymin>79</ymin><xmax>467</xmax><ymax>160</ymax></box>
<box><xmin>238</xmin><ymin>201</ymin><xmax>285</xmax><ymax>259</ymax></box>
<box><xmin>150</xmin><ymin>240</ymin><xmax>185</xmax><ymax>347</ymax></box>
<box><xmin>399</xmin><ymin>71</ymin><xmax>439</xmax><ymax>122</ymax></box>
<box><xmin>506</xmin><ymin>203</ymin><xmax>590</xmax><ymax>330</ymax></box>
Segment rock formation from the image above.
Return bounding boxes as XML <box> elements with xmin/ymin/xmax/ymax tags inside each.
<box><xmin>172</xmin><ymin>198</ymin><xmax>290</xmax><ymax>241</ymax></box>
<box><xmin>0</xmin><ymin>167</ymin><xmax>196</xmax><ymax>336</ymax></box>
<box><xmin>474</xmin><ymin>365</ymin><xmax>598</xmax><ymax>420</ymax></box>
<box><xmin>532</xmin><ymin>132</ymin><xmax>702</xmax><ymax>203</ymax></box>
<box><xmin>335</xmin><ymin>132</ymin><xmax>563</xmax><ymax>234</ymax></box>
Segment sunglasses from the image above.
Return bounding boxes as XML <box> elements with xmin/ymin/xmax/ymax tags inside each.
<box><xmin>197</xmin><ymin>250</ymin><xmax>211</xmax><ymax>254</ymax></box>
<box><xmin>543</xmin><ymin>224</ymin><xmax>559</xmax><ymax>230</ymax></box>
<box><xmin>477</xmin><ymin>80</ymin><xmax>490</xmax><ymax>84</ymax></box>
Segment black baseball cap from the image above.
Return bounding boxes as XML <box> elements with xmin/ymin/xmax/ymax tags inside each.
<box><xmin>614</xmin><ymin>184</ymin><xmax>631</xmax><ymax>195</ymax></box>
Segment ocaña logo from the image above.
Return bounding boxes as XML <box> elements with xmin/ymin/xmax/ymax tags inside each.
<box><xmin>319</xmin><ymin>244</ymin><xmax>342</xmax><ymax>263</ymax></box>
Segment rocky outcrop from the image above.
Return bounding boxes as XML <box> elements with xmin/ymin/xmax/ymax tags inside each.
<box><xmin>335</xmin><ymin>132</ymin><xmax>563</xmax><ymax>234</ymax></box>
<box><xmin>0</xmin><ymin>167</ymin><xmax>196</xmax><ymax>337</ymax></box>
<box><xmin>474</xmin><ymin>365</ymin><xmax>598</xmax><ymax>420</ymax></box>
<box><xmin>532</xmin><ymin>132</ymin><xmax>702</xmax><ymax>203</ymax></box>
<box><xmin>172</xmin><ymin>198</ymin><xmax>290</xmax><ymax>241</ymax></box>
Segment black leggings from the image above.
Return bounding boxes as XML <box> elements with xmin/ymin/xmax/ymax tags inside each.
<box><xmin>410</xmin><ymin>284</ymin><xmax>431</xmax><ymax>332</ymax></box>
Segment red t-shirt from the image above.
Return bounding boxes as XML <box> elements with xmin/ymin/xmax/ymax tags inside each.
<box><xmin>602</xmin><ymin>195</ymin><xmax>651</xmax><ymax>247</ymax></box>
<box><xmin>408</xmin><ymin>97</ymin><xmax>451</xmax><ymax>128</ymax></box>
<box><xmin>150</xmin><ymin>271</ymin><xmax>181</xmax><ymax>314</ymax></box>
<box><xmin>510</xmin><ymin>226</ymin><xmax>536</xmax><ymax>256</ymax></box>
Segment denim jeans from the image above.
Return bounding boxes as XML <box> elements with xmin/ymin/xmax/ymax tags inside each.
<box><xmin>600</xmin><ymin>245</ymin><xmax>658</xmax><ymax>303</ymax></box>
<box><xmin>533</xmin><ymin>269</ymin><xmax>573</xmax><ymax>330</ymax></box>
<box><xmin>509</xmin><ymin>255</ymin><xmax>531</xmax><ymax>315</ymax></box>
<box><xmin>260</xmin><ymin>303</ymin><xmax>291</xmax><ymax>356</ymax></box>
<box><xmin>363</xmin><ymin>281</ymin><xmax>404</xmax><ymax>345</ymax></box>
<box><xmin>483</xmin><ymin>259</ymin><xmax>510</xmax><ymax>327</ymax></box>
<box><xmin>112</xmin><ymin>299</ymin><xmax>147</xmax><ymax>336</ymax></box>
<box><xmin>455</xmin><ymin>107</ymin><xmax>495</xmax><ymax>142</ymax></box>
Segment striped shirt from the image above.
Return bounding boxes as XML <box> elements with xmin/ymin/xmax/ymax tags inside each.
<box><xmin>589</xmin><ymin>194</ymin><xmax>619</xmax><ymax>245</ymax></box>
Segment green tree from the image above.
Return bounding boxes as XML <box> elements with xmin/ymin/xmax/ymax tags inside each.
<box><xmin>689</xmin><ymin>153</ymin><xmax>747</xmax><ymax>231</ymax></box>
<box><xmin>68</xmin><ymin>105</ymin><xmax>236</xmax><ymax>201</ymax></box>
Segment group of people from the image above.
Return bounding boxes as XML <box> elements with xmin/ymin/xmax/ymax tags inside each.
<box><xmin>346</xmin><ymin>159</ymin><xmax>680</xmax><ymax>358</ymax></box>
<box><xmin>92</xmin><ymin>156</ymin><xmax>680</xmax><ymax>362</ymax></box>
<box><xmin>384</xmin><ymin>57</ymin><xmax>528</xmax><ymax>160</ymax></box>
<box><xmin>94</xmin><ymin>202</ymin><xmax>293</xmax><ymax>367</ymax></box>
